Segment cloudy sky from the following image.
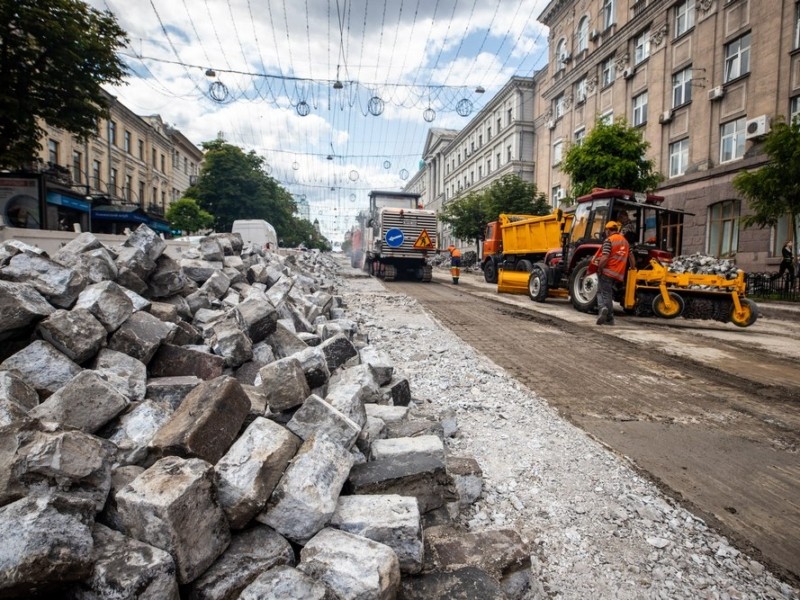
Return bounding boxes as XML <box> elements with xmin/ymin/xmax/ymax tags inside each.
<box><xmin>90</xmin><ymin>0</ymin><xmax>551</xmax><ymax>241</ymax></box>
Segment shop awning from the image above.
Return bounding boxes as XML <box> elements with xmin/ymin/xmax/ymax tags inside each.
<box><xmin>92</xmin><ymin>204</ymin><xmax>149</xmax><ymax>223</ymax></box>
<box><xmin>47</xmin><ymin>191</ymin><xmax>91</xmax><ymax>212</ymax></box>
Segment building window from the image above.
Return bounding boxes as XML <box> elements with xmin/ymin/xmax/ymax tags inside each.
<box><xmin>574</xmin><ymin>127</ymin><xmax>586</xmax><ymax>145</ymax></box>
<box><xmin>139</xmin><ymin>181</ymin><xmax>145</xmax><ymax>203</ymax></box>
<box><xmin>478</xmin><ymin>134</ymin><xmax>483</xmax><ymax>147</ymax></box>
<box><xmin>577</xmin><ymin>16</ymin><xmax>589</xmax><ymax>53</ymax></box>
<box><xmin>138</xmin><ymin>139</ymin><xmax>144</xmax><ymax>159</ymax></box>
<box><xmin>487</xmin><ymin>126</ymin><xmax>492</xmax><ymax>140</ymax></box>
<box><xmin>72</xmin><ymin>151</ymin><xmax>82</xmax><ymax>183</ymax></box>
<box><xmin>161</xmin><ymin>190</ymin><xmax>166</xmax><ymax>206</ymax></box>
<box><xmin>152</xmin><ymin>187</ymin><xmax>157</xmax><ymax>204</ymax></box>
<box><xmin>184</xmin><ymin>157</ymin><xmax>188</xmax><ymax>174</ymax></box>
<box><xmin>554</xmin><ymin>93</ymin><xmax>566</xmax><ymax>119</ymax></box>
<box><xmin>92</xmin><ymin>160</ymin><xmax>101</xmax><ymax>188</ymax></box>
<box><xmin>109</xmin><ymin>168</ymin><xmax>118</xmax><ymax>194</ymax></box>
<box><xmin>152</xmin><ymin>148</ymin><xmax>157</xmax><ymax>168</ymax></box>
<box><xmin>497</xmin><ymin>116</ymin><xmax>502</xmax><ymax>131</ymax></box>
<box><xmin>487</xmin><ymin>158</ymin><xmax>492</xmax><ymax>173</ymax></box>
<box><xmin>108</xmin><ymin>121</ymin><xmax>117</xmax><ymax>146</ymax></box>
<box><xmin>720</xmin><ymin>118</ymin><xmax>746</xmax><ymax>163</ymax></box>
<box><xmin>708</xmin><ymin>199</ymin><xmax>740</xmax><ymax>258</ymax></box>
<box><xmin>601</xmin><ymin>57</ymin><xmax>615</xmax><ymax>87</ymax></box>
<box><xmin>600</xmin><ymin>110</ymin><xmax>614</xmax><ymax>125</ymax></box>
<box><xmin>674</xmin><ymin>0</ymin><xmax>695</xmax><ymax>37</ymax></box>
<box><xmin>496</xmin><ymin>152</ymin><xmax>501</xmax><ymax>167</ymax></box>
<box><xmin>669</xmin><ymin>139</ymin><xmax>689</xmax><ymax>177</ymax></box>
<box><xmin>552</xmin><ymin>185</ymin><xmax>564</xmax><ymax>208</ymax></box>
<box><xmin>632</xmin><ymin>91</ymin><xmax>648</xmax><ymax>126</ymax></box>
<box><xmin>791</xmin><ymin>96</ymin><xmax>800</xmax><ymax>123</ymax></box>
<box><xmin>173</xmin><ymin>150</ymin><xmax>179</xmax><ymax>167</ymax></box>
<box><xmin>553</xmin><ymin>140</ymin><xmax>564</xmax><ymax>165</ymax></box>
<box><xmin>556</xmin><ymin>38</ymin><xmax>568</xmax><ymax>70</ymax></box>
<box><xmin>507</xmin><ymin>107</ymin><xmax>513</xmax><ymax>124</ymax></box>
<box><xmin>575</xmin><ymin>77</ymin><xmax>587</xmax><ymax>104</ymax></box>
<box><xmin>634</xmin><ymin>29</ymin><xmax>650</xmax><ymax>65</ymax></box>
<box><xmin>124</xmin><ymin>131</ymin><xmax>131</xmax><ymax>153</ymax></box>
<box><xmin>724</xmin><ymin>32</ymin><xmax>751</xmax><ymax>83</ymax></box>
<box><xmin>602</xmin><ymin>0</ymin><xmax>615</xmax><ymax>30</ymax></box>
<box><xmin>47</xmin><ymin>139</ymin><xmax>59</xmax><ymax>164</ymax></box>
<box><xmin>124</xmin><ymin>174</ymin><xmax>132</xmax><ymax>200</ymax></box>
<box><xmin>672</xmin><ymin>67</ymin><xmax>693</xmax><ymax>108</ymax></box>
<box><xmin>470</xmin><ymin>141</ymin><xmax>475</xmax><ymax>153</ymax></box>
<box><xmin>478</xmin><ymin>165</ymin><xmax>482</xmax><ymax>178</ymax></box>
<box><xmin>795</xmin><ymin>2</ymin><xmax>800</xmax><ymax>49</ymax></box>
<box><xmin>161</xmin><ymin>154</ymin><xmax>166</xmax><ymax>172</ymax></box>
<box><xmin>507</xmin><ymin>145</ymin><xmax>512</xmax><ymax>162</ymax></box>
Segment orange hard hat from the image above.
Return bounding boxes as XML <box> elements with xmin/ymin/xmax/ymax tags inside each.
<box><xmin>605</xmin><ymin>221</ymin><xmax>620</xmax><ymax>230</ymax></box>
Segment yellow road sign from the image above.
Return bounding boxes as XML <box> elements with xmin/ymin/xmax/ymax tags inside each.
<box><xmin>413</xmin><ymin>229</ymin><xmax>434</xmax><ymax>249</ymax></box>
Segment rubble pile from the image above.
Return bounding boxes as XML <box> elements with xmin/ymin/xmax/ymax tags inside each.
<box><xmin>668</xmin><ymin>253</ymin><xmax>741</xmax><ymax>282</ymax></box>
<box><xmin>0</xmin><ymin>226</ymin><xmax>530</xmax><ymax>599</ymax></box>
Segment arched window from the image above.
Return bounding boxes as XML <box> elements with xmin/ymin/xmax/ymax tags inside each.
<box><xmin>577</xmin><ymin>17</ymin><xmax>589</xmax><ymax>52</ymax></box>
<box><xmin>555</xmin><ymin>38</ymin><xmax>568</xmax><ymax>70</ymax></box>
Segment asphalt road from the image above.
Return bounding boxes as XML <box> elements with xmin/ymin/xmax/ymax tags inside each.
<box><xmin>388</xmin><ymin>267</ymin><xmax>800</xmax><ymax>587</ymax></box>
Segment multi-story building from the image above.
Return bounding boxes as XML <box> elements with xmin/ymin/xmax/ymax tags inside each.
<box><xmin>413</xmin><ymin>76</ymin><xmax>538</xmax><ymax>248</ymax></box>
<box><xmin>0</xmin><ymin>92</ymin><xmax>202</xmax><ymax>236</ymax></box>
<box><xmin>535</xmin><ymin>0</ymin><xmax>800</xmax><ymax>272</ymax></box>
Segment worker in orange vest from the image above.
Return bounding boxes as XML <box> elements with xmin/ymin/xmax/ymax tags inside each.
<box><xmin>447</xmin><ymin>245</ymin><xmax>462</xmax><ymax>284</ymax></box>
<box><xmin>592</xmin><ymin>221</ymin><xmax>634</xmax><ymax>326</ymax></box>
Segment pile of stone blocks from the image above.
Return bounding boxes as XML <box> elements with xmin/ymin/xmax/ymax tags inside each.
<box><xmin>0</xmin><ymin>226</ymin><xmax>530</xmax><ymax>599</ymax></box>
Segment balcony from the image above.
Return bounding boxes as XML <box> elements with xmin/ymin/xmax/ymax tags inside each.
<box><xmin>632</xmin><ymin>0</ymin><xmax>648</xmax><ymax>18</ymax></box>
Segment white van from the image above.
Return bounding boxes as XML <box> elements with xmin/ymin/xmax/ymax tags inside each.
<box><xmin>232</xmin><ymin>219</ymin><xmax>278</xmax><ymax>250</ymax></box>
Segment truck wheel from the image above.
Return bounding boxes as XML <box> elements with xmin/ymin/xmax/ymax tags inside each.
<box><xmin>652</xmin><ymin>292</ymin><xmax>685</xmax><ymax>319</ymax></box>
<box><xmin>516</xmin><ymin>259</ymin><xmax>533</xmax><ymax>272</ymax></box>
<box><xmin>731</xmin><ymin>297</ymin><xmax>758</xmax><ymax>327</ymax></box>
<box><xmin>528</xmin><ymin>265</ymin><xmax>549</xmax><ymax>302</ymax></box>
<box><xmin>568</xmin><ymin>257</ymin><xmax>598</xmax><ymax>313</ymax></box>
<box><xmin>483</xmin><ymin>259</ymin><xmax>498</xmax><ymax>283</ymax></box>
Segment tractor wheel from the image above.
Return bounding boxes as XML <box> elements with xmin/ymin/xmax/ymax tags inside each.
<box><xmin>483</xmin><ymin>259</ymin><xmax>498</xmax><ymax>283</ymax></box>
<box><xmin>652</xmin><ymin>292</ymin><xmax>685</xmax><ymax>319</ymax></box>
<box><xmin>568</xmin><ymin>257</ymin><xmax>598</xmax><ymax>313</ymax></box>
<box><xmin>516</xmin><ymin>259</ymin><xmax>534</xmax><ymax>272</ymax></box>
<box><xmin>731</xmin><ymin>298</ymin><xmax>759</xmax><ymax>327</ymax></box>
<box><xmin>528</xmin><ymin>265</ymin><xmax>549</xmax><ymax>302</ymax></box>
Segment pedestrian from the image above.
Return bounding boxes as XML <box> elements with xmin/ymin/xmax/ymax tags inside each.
<box><xmin>774</xmin><ymin>240</ymin><xmax>794</xmax><ymax>282</ymax></box>
<box><xmin>592</xmin><ymin>221</ymin><xmax>634</xmax><ymax>326</ymax></box>
<box><xmin>447</xmin><ymin>244</ymin><xmax>462</xmax><ymax>284</ymax></box>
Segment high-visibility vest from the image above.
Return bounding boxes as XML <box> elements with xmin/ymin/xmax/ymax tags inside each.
<box><xmin>596</xmin><ymin>233</ymin><xmax>629</xmax><ymax>281</ymax></box>
<box><xmin>449</xmin><ymin>248</ymin><xmax>461</xmax><ymax>258</ymax></box>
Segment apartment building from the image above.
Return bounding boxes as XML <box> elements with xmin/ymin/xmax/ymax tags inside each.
<box><xmin>535</xmin><ymin>0</ymin><xmax>800</xmax><ymax>272</ymax></box>
<box><xmin>0</xmin><ymin>92</ymin><xmax>202</xmax><ymax>236</ymax></box>
<box><xmin>413</xmin><ymin>76</ymin><xmax>538</xmax><ymax>248</ymax></box>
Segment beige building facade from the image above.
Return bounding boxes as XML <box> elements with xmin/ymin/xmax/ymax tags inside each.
<box><xmin>536</xmin><ymin>0</ymin><xmax>800</xmax><ymax>272</ymax></box>
<box><xmin>22</xmin><ymin>92</ymin><xmax>202</xmax><ymax>235</ymax></box>
<box><xmin>412</xmin><ymin>77</ymin><xmax>538</xmax><ymax>249</ymax></box>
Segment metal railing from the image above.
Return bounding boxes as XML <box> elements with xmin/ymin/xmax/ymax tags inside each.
<box><xmin>745</xmin><ymin>272</ymin><xmax>799</xmax><ymax>302</ymax></box>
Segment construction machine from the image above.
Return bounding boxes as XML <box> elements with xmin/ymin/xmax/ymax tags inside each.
<box><xmin>361</xmin><ymin>191</ymin><xmax>437</xmax><ymax>282</ymax></box>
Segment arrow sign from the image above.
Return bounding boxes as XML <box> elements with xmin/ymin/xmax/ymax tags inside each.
<box><xmin>385</xmin><ymin>228</ymin><xmax>405</xmax><ymax>247</ymax></box>
<box><xmin>413</xmin><ymin>229</ymin><xmax>434</xmax><ymax>249</ymax></box>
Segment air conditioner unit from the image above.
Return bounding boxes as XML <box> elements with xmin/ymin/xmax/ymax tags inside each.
<box><xmin>708</xmin><ymin>86</ymin><xmax>725</xmax><ymax>101</ymax></box>
<box><xmin>745</xmin><ymin>115</ymin><xmax>771</xmax><ymax>139</ymax></box>
<box><xmin>623</xmin><ymin>68</ymin><xmax>634</xmax><ymax>80</ymax></box>
<box><xmin>547</xmin><ymin>119</ymin><xmax>556</xmax><ymax>130</ymax></box>
<box><xmin>658</xmin><ymin>110</ymin><xmax>673</xmax><ymax>124</ymax></box>
<box><xmin>589</xmin><ymin>29</ymin><xmax>600</xmax><ymax>41</ymax></box>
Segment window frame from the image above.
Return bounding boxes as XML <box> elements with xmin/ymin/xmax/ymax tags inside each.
<box><xmin>672</xmin><ymin>66</ymin><xmax>693</xmax><ymax>108</ymax></box>
<box><xmin>574</xmin><ymin>127</ymin><xmax>586</xmax><ymax>146</ymax></box>
<box><xmin>634</xmin><ymin>29</ymin><xmax>651</xmax><ymax>65</ymax></box>
<box><xmin>632</xmin><ymin>91</ymin><xmax>648</xmax><ymax>127</ymax></box>
<box><xmin>601</xmin><ymin>57</ymin><xmax>615</xmax><ymax>87</ymax></box>
<box><xmin>668</xmin><ymin>138</ymin><xmax>689</xmax><ymax>178</ymax></box>
<box><xmin>707</xmin><ymin>199</ymin><xmax>740</xmax><ymax>258</ymax></box>
<box><xmin>553</xmin><ymin>139</ymin><xmax>564</xmax><ymax>165</ymax></box>
<box><xmin>556</xmin><ymin>38</ymin><xmax>568</xmax><ymax>70</ymax></box>
<box><xmin>674</xmin><ymin>0</ymin><xmax>695</xmax><ymax>38</ymax></box>
<box><xmin>108</xmin><ymin>121</ymin><xmax>117</xmax><ymax>146</ymax></box>
<box><xmin>47</xmin><ymin>139</ymin><xmax>59</xmax><ymax>164</ymax></box>
<box><xmin>724</xmin><ymin>32</ymin><xmax>751</xmax><ymax>83</ymax></box>
<box><xmin>554</xmin><ymin>93</ymin><xmax>567</xmax><ymax>119</ymax></box>
<box><xmin>577</xmin><ymin>16</ymin><xmax>589</xmax><ymax>53</ymax></box>
<box><xmin>552</xmin><ymin>185</ymin><xmax>564</xmax><ymax>208</ymax></box>
<box><xmin>575</xmin><ymin>77</ymin><xmax>587</xmax><ymax>104</ymax></box>
<box><xmin>600</xmin><ymin>110</ymin><xmax>614</xmax><ymax>125</ymax></box>
<box><xmin>601</xmin><ymin>0</ymin><xmax>615</xmax><ymax>30</ymax></box>
<box><xmin>72</xmin><ymin>150</ymin><xmax>82</xmax><ymax>183</ymax></box>
<box><xmin>795</xmin><ymin>2</ymin><xmax>800</xmax><ymax>50</ymax></box>
<box><xmin>720</xmin><ymin>117</ymin><xmax>746</xmax><ymax>164</ymax></box>
<box><xmin>124</xmin><ymin>130</ymin><xmax>131</xmax><ymax>153</ymax></box>
<box><xmin>791</xmin><ymin>96</ymin><xmax>800</xmax><ymax>123</ymax></box>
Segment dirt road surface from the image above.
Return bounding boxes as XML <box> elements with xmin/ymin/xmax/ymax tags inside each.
<box><xmin>390</xmin><ymin>268</ymin><xmax>800</xmax><ymax>587</ymax></box>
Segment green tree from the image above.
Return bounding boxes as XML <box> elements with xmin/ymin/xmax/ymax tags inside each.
<box><xmin>186</xmin><ymin>139</ymin><xmax>296</xmax><ymax>235</ymax></box>
<box><xmin>561</xmin><ymin>119</ymin><xmax>663</xmax><ymax>199</ymax></box>
<box><xmin>486</xmin><ymin>174</ymin><xmax>551</xmax><ymax>217</ymax></box>
<box><xmin>0</xmin><ymin>0</ymin><xmax>128</xmax><ymax>168</ymax></box>
<box><xmin>165</xmin><ymin>197</ymin><xmax>214</xmax><ymax>234</ymax></box>
<box><xmin>734</xmin><ymin>116</ymin><xmax>800</xmax><ymax>242</ymax></box>
<box><xmin>439</xmin><ymin>175</ymin><xmax>551</xmax><ymax>253</ymax></box>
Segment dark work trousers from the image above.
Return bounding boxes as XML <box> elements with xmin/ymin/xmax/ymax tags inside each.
<box><xmin>597</xmin><ymin>274</ymin><xmax>616</xmax><ymax>321</ymax></box>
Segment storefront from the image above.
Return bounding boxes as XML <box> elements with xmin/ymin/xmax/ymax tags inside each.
<box><xmin>0</xmin><ymin>177</ymin><xmax>41</xmax><ymax>229</ymax></box>
<box><xmin>91</xmin><ymin>204</ymin><xmax>149</xmax><ymax>235</ymax></box>
<box><xmin>45</xmin><ymin>191</ymin><xmax>91</xmax><ymax>232</ymax></box>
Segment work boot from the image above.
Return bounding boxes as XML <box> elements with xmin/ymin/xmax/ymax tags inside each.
<box><xmin>606</xmin><ymin>317</ymin><xmax>615</xmax><ymax>326</ymax></box>
<box><xmin>596</xmin><ymin>307</ymin><xmax>608</xmax><ymax>325</ymax></box>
